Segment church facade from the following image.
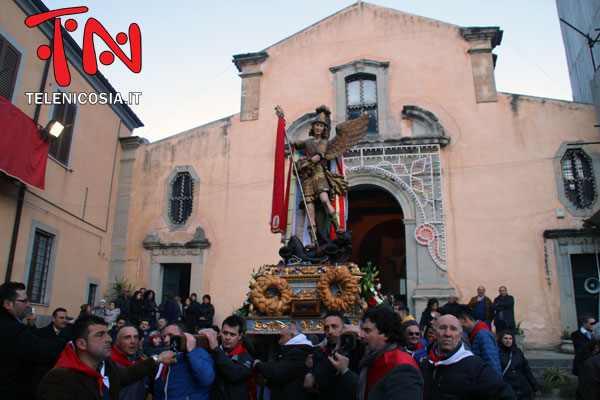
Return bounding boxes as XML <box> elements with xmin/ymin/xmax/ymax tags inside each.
<box><xmin>116</xmin><ymin>3</ymin><xmax>598</xmax><ymax>347</ymax></box>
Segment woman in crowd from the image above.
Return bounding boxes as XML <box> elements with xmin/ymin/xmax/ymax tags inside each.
<box><xmin>129</xmin><ymin>290</ymin><xmax>143</xmax><ymax>327</ymax></box>
<box><xmin>142</xmin><ymin>289</ymin><xmax>159</xmax><ymax>330</ymax></box>
<box><xmin>104</xmin><ymin>301</ymin><xmax>120</xmax><ymax>328</ymax></box>
<box><xmin>497</xmin><ymin>330</ymin><xmax>540</xmax><ymax>399</ymax></box>
<box><xmin>197</xmin><ymin>294</ymin><xmax>214</xmax><ymax>329</ymax></box>
<box><xmin>419</xmin><ymin>298</ymin><xmax>438</xmax><ymax>331</ymax></box>
<box><xmin>78</xmin><ymin>304</ymin><xmax>92</xmax><ymax>320</ymax></box>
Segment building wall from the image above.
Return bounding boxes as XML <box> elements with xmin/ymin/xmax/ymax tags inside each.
<box><xmin>556</xmin><ymin>0</ymin><xmax>600</xmax><ymax>104</ymax></box>
<box><xmin>0</xmin><ymin>0</ymin><xmax>139</xmax><ymax>325</ymax></box>
<box><xmin>124</xmin><ymin>3</ymin><xmax>597</xmax><ymax>346</ymax></box>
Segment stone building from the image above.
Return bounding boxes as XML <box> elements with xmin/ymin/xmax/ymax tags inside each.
<box><xmin>115</xmin><ymin>2</ymin><xmax>597</xmax><ymax>347</ymax></box>
<box><xmin>0</xmin><ymin>0</ymin><xmax>142</xmax><ymax>326</ymax></box>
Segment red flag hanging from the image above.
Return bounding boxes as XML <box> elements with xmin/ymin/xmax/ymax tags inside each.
<box><xmin>270</xmin><ymin>109</ymin><xmax>287</xmax><ymax>233</ymax></box>
<box><xmin>0</xmin><ymin>96</ymin><xmax>49</xmax><ymax>190</ymax></box>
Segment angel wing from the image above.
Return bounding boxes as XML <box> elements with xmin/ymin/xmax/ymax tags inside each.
<box><xmin>325</xmin><ymin>113</ymin><xmax>370</xmax><ymax>160</ymax></box>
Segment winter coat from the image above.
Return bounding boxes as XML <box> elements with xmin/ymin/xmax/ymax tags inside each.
<box><xmin>185</xmin><ymin>300</ymin><xmax>201</xmax><ymax>330</ymax></box>
<box><xmin>197</xmin><ymin>302</ymin><xmax>215</xmax><ymax>329</ymax></box>
<box><xmin>498</xmin><ymin>345</ymin><xmax>539</xmax><ymax>399</ymax></box>
<box><xmin>468</xmin><ymin>321</ymin><xmax>502</xmax><ymax>376</ymax></box>
<box><xmin>254</xmin><ymin>343</ymin><xmax>314</xmax><ymax>400</ymax></box>
<box><xmin>111</xmin><ymin>346</ymin><xmax>150</xmax><ymax>400</ymax></box>
<box><xmin>492</xmin><ymin>295</ymin><xmax>515</xmax><ymax>330</ymax></box>
<box><xmin>116</xmin><ymin>294</ymin><xmax>131</xmax><ymax>319</ymax></box>
<box><xmin>162</xmin><ymin>299</ymin><xmax>181</xmax><ymax>323</ymax></box>
<box><xmin>419</xmin><ymin>343</ymin><xmax>517</xmax><ymax>400</ymax></box>
<box><xmin>419</xmin><ymin>309</ymin><xmax>436</xmax><ymax>331</ymax></box>
<box><xmin>142</xmin><ymin>299</ymin><xmax>158</xmax><ymax>320</ymax></box>
<box><xmin>577</xmin><ymin>353</ymin><xmax>600</xmax><ymax>400</ymax></box>
<box><xmin>311</xmin><ymin>342</ymin><xmax>365</xmax><ymax>400</ymax></box>
<box><xmin>129</xmin><ymin>297</ymin><xmax>144</xmax><ymax>325</ymax></box>
<box><xmin>210</xmin><ymin>343</ymin><xmax>254</xmax><ymax>400</ymax></box>
<box><xmin>153</xmin><ymin>347</ymin><xmax>215</xmax><ymax>400</ymax></box>
<box><xmin>362</xmin><ymin>348</ymin><xmax>423</xmax><ymax>400</ymax></box>
<box><xmin>38</xmin><ymin>356</ymin><xmax>156</xmax><ymax>400</ymax></box>
<box><xmin>0</xmin><ymin>308</ymin><xmax>70</xmax><ymax>400</ymax></box>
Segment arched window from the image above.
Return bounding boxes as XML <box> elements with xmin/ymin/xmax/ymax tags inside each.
<box><xmin>169</xmin><ymin>172</ymin><xmax>194</xmax><ymax>225</ymax></box>
<box><xmin>561</xmin><ymin>149</ymin><xmax>597</xmax><ymax>209</ymax></box>
<box><xmin>346</xmin><ymin>73</ymin><xmax>378</xmax><ymax>134</ymax></box>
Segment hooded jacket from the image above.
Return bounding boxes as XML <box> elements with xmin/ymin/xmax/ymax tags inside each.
<box><xmin>254</xmin><ymin>334</ymin><xmax>314</xmax><ymax>400</ymax></box>
<box><xmin>468</xmin><ymin>320</ymin><xmax>502</xmax><ymax>376</ymax></box>
<box><xmin>419</xmin><ymin>343</ymin><xmax>517</xmax><ymax>400</ymax></box>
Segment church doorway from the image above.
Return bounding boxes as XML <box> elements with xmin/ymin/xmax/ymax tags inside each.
<box><xmin>347</xmin><ymin>186</ymin><xmax>406</xmax><ymax>304</ymax></box>
<box><xmin>161</xmin><ymin>263</ymin><xmax>191</xmax><ymax>301</ymax></box>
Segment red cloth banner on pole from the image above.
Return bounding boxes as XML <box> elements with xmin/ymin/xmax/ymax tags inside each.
<box><xmin>270</xmin><ymin>115</ymin><xmax>287</xmax><ymax>233</ymax></box>
<box><xmin>0</xmin><ymin>96</ymin><xmax>49</xmax><ymax>190</ymax></box>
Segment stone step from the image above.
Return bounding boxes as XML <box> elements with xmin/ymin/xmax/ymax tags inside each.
<box><xmin>524</xmin><ymin>350</ymin><xmax>573</xmax><ymax>378</ymax></box>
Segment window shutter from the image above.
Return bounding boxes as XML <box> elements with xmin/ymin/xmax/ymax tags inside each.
<box><xmin>0</xmin><ymin>35</ymin><xmax>22</xmax><ymax>101</ymax></box>
<box><xmin>48</xmin><ymin>101</ymin><xmax>76</xmax><ymax>166</ymax></box>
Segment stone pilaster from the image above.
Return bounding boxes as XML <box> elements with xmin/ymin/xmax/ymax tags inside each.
<box><xmin>460</xmin><ymin>27</ymin><xmax>503</xmax><ymax>103</ymax></box>
<box><xmin>108</xmin><ymin>136</ymin><xmax>147</xmax><ymax>287</ymax></box>
<box><xmin>232</xmin><ymin>52</ymin><xmax>269</xmax><ymax>121</ymax></box>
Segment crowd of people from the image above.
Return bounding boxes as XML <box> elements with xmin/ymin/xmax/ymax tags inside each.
<box><xmin>2</xmin><ymin>280</ymin><xmax>598</xmax><ymax>399</ymax></box>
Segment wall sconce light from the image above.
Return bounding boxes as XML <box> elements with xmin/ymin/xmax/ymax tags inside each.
<box><xmin>40</xmin><ymin>119</ymin><xmax>64</xmax><ymax>140</ymax></box>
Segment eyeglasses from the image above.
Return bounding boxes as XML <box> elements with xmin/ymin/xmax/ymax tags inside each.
<box><xmin>13</xmin><ymin>298</ymin><xmax>29</xmax><ymax>304</ymax></box>
<box><xmin>407</xmin><ymin>332</ymin><xmax>420</xmax><ymax>337</ymax></box>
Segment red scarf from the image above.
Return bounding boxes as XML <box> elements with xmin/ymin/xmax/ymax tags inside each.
<box><xmin>428</xmin><ymin>347</ymin><xmax>443</xmax><ymax>364</ymax></box>
<box><xmin>227</xmin><ymin>340</ymin><xmax>248</xmax><ymax>356</ymax></box>
<box><xmin>468</xmin><ymin>320</ymin><xmax>492</xmax><ymax>343</ymax></box>
<box><xmin>54</xmin><ymin>343</ymin><xmax>105</xmax><ymax>395</ymax></box>
<box><xmin>111</xmin><ymin>345</ymin><xmax>143</xmax><ymax>367</ymax></box>
<box><xmin>366</xmin><ymin>350</ymin><xmax>420</xmax><ymax>394</ymax></box>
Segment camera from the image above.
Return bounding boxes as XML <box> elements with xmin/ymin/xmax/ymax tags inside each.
<box><xmin>332</xmin><ymin>332</ymin><xmax>356</xmax><ymax>357</ymax></box>
<box><xmin>168</xmin><ymin>334</ymin><xmax>210</xmax><ymax>353</ymax></box>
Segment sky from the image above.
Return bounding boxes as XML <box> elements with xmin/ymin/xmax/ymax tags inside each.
<box><xmin>42</xmin><ymin>1</ymin><xmax>573</xmax><ymax>143</ymax></box>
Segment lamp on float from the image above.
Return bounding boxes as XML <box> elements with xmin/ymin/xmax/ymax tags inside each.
<box><xmin>40</xmin><ymin>119</ymin><xmax>64</xmax><ymax>139</ymax></box>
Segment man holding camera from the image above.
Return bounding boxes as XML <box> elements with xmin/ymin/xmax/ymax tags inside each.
<box><xmin>305</xmin><ymin>311</ymin><xmax>364</xmax><ymax>400</ymax></box>
<box><xmin>328</xmin><ymin>306</ymin><xmax>423</xmax><ymax>399</ymax></box>
<box><xmin>154</xmin><ymin>322</ymin><xmax>215</xmax><ymax>399</ymax></box>
<box><xmin>202</xmin><ymin>315</ymin><xmax>254</xmax><ymax>400</ymax></box>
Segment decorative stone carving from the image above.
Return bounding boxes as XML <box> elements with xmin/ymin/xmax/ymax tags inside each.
<box><xmin>142</xmin><ymin>226</ymin><xmax>211</xmax><ymax>251</ymax></box>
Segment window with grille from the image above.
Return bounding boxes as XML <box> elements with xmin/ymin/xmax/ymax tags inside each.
<box><xmin>27</xmin><ymin>230</ymin><xmax>54</xmax><ymax>304</ymax></box>
<box><xmin>561</xmin><ymin>149</ymin><xmax>597</xmax><ymax>209</ymax></box>
<box><xmin>48</xmin><ymin>100</ymin><xmax>77</xmax><ymax>167</ymax></box>
<box><xmin>169</xmin><ymin>172</ymin><xmax>194</xmax><ymax>225</ymax></box>
<box><xmin>0</xmin><ymin>34</ymin><xmax>22</xmax><ymax>101</ymax></box>
<box><xmin>346</xmin><ymin>73</ymin><xmax>378</xmax><ymax>134</ymax></box>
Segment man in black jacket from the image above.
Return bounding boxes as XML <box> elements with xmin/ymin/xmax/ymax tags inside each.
<box><xmin>0</xmin><ymin>282</ymin><xmax>72</xmax><ymax>400</ymax></box>
<box><xmin>37</xmin><ymin>307</ymin><xmax>70</xmax><ymax>340</ymax></box>
<box><xmin>254</xmin><ymin>323</ymin><xmax>314</xmax><ymax>400</ymax></box>
<box><xmin>305</xmin><ymin>311</ymin><xmax>364</xmax><ymax>400</ymax></box>
<box><xmin>572</xmin><ymin>313</ymin><xmax>595</xmax><ymax>353</ymax></box>
<box><xmin>492</xmin><ymin>286</ymin><xmax>515</xmax><ymax>334</ymax></box>
<box><xmin>204</xmin><ymin>314</ymin><xmax>253</xmax><ymax>400</ymax></box>
<box><xmin>420</xmin><ymin>314</ymin><xmax>516</xmax><ymax>400</ymax></box>
<box><xmin>116</xmin><ymin>288</ymin><xmax>131</xmax><ymax>321</ymax></box>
